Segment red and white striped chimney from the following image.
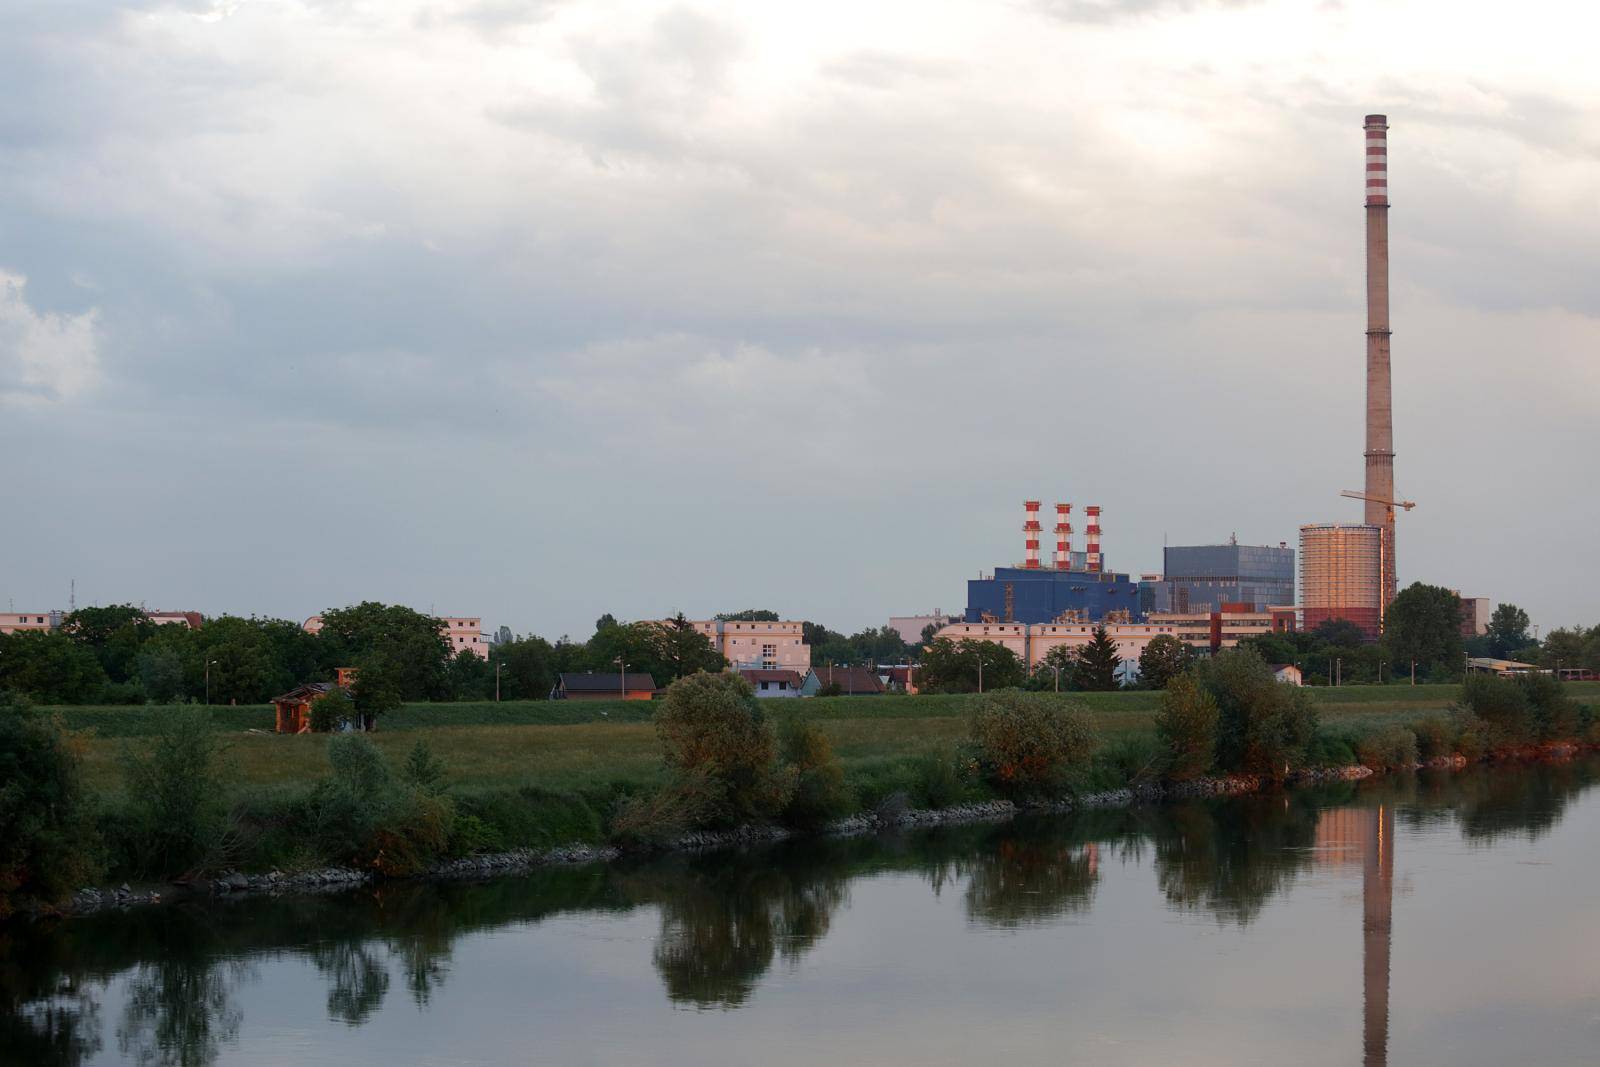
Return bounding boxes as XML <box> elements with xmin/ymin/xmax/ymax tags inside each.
<box><xmin>1054</xmin><ymin>503</ymin><xmax>1072</xmax><ymax>570</ymax></box>
<box><xmin>1084</xmin><ymin>505</ymin><xmax>1102</xmax><ymax>573</ymax></box>
<box><xmin>1364</xmin><ymin>114</ymin><xmax>1388</xmax><ymax>207</ymax></box>
<box><xmin>1023</xmin><ymin>500</ymin><xmax>1042</xmax><ymax>569</ymax></box>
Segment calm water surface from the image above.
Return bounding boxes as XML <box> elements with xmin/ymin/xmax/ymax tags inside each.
<box><xmin>5</xmin><ymin>760</ymin><xmax>1600</xmax><ymax>1066</ymax></box>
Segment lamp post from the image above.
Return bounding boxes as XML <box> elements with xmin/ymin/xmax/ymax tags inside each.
<box><xmin>205</xmin><ymin>659</ymin><xmax>218</xmax><ymax>705</ymax></box>
<box><xmin>616</xmin><ymin>656</ymin><xmax>627</xmax><ymax>701</ymax></box>
<box><xmin>976</xmin><ymin>649</ymin><xmax>984</xmax><ymax>694</ymax></box>
<box><xmin>495</xmin><ymin>661</ymin><xmax>505</xmax><ymax>703</ymax></box>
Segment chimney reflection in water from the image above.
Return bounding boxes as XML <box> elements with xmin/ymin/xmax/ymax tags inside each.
<box><xmin>1363</xmin><ymin>804</ymin><xmax>1395</xmax><ymax>1066</ymax></box>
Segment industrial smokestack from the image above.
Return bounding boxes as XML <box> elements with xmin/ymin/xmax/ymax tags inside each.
<box><xmin>1363</xmin><ymin>114</ymin><xmax>1397</xmax><ymax>618</ymax></box>
<box><xmin>1023</xmin><ymin>500</ymin><xmax>1042</xmax><ymax>569</ymax></box>
<box><xmin>1085</xmin><ymin>505</ymin><xmax>1102</xmax><ymax>573</ymax></box>
<box><xmin>1054</xmin><ymin>503</ymin><xmax>1072</xmax><ymax>570</ymax></box>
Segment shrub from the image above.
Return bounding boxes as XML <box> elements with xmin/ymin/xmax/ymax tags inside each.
<box><xmin>310</xmin><ymin>689</ymin><xmax>356</xmax><ymax>733</ymax></box>
<box><xmin>1197</xmin><ymin>648</ymin><xmax>1318</xmax><ymax>777</ymax></box>
<box><xmin>1083</xmin><ymin>734</ymin><xmax>1164</xmax><ymax>792</ymax></box>
<box><xmin>308</xmin><ymin>735</ymin><xmax>452</xmax><ymax>875</ymax></box>
<box><xmin>1453</xmin><ymin>713</ymin><xmax>1489</xmax><ymax>761</ymax></box>
<box><xmin>1305</xmin><ymin>729</ymin><xmax>1358</xmax><ymax>769</ymax></box>
<box><xmin>1458</xmin><ymin>674</ymin><xmax>1531</xmax><ymax>751</ymax></box>
<box><xmin>1413</xmin><ymin>716</ymin><xmax>1456</xmax><ymax>761</ymax></box>
<box><xmin>1154</xmin><ymin>674</ymin><xmax>1219</xmax><ymax>781</ymax></box>
<box><xmin>913</xmin><ymin>745</ymin><xmax>970</xmax><ymax>809</ymax></box>
<box><xmin>1517</xmin><ymin>673</ymin><xmax>1581</xmax><ymax>743</ymax></box>
<box><xmin>778</xmin><ymin>712</ymin><xmax>851</xmax><ymax>827</ymax></box>
<box><xmin>402</xmin><ymin>740</ymin><xmax>449</xmax><ymax>795</ymax></box>
<box><xmin>653</xmin><ymin>673</ymin><xmax>794</xmax><ymax>826</ymax></box>
<box><xmin>0</xmin><ymin>694</ymin><xmax>99</xmax><ymax>916</ymax></box>
<box><xmin>1355</xmin><ymin>726</ymin><xmax>1418</xmax><ymax>771</ymax></box>
<box><xmin>610</xmin><ymin>769</ymin><xmax>726</xmax><ymax>846</ymax></box>
<box><xmin>968</xmin><ymin>691</ymin><xmax>1096</xmax><ymax>799</ymax></box>
<box><xmin>119</xmin><ymin>706</ymin><xmax>230</xmax><ymax>877</ymax></box>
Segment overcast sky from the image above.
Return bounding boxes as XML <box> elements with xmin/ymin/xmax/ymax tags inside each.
<box><xmin>3</xmin><ymin>0</ymin><xmax>1598</xmax><ymax>640</ymax></box>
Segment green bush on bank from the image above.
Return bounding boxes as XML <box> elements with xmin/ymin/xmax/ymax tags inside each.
<box><xmin>117</xmin><ymin>706</ymin><xmax>232</xmax><ymax>878</ymax></box>
<box><xmin>0</xmin><ymin>693</ymin><xmax>100</xmax><ymax>916</ymax></box>
<box><xmin>967</xmin><ymin>691</ymin><xmax>1097</xmax><ymax>800</ymax></box>
<box><xmin>1356</xmin><ymin>726</ymin><xmax>1419</xmax><ymax>772</ymax></box>
<box><xmin>1153</xmin><ymin>675</ymin><xmax>1219</xmax><ymax>781</ymax></box>
<box><xmin>1198</xmin><ymin>648</ymin><xmax>1318</xmax><ymax>777</ymax></box>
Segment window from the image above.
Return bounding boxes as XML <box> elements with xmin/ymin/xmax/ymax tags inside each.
<box><xmin>761</xmin><ymin>681</ymin><xmax>770</xmax><ymax>691</ymax></box>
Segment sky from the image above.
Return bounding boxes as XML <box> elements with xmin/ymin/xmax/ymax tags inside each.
<box><xmin>3</xmin><ymin>0</ymin><xmax>1598</xmax><ymax>641</ymax></box>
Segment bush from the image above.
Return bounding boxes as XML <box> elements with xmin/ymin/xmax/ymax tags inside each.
<box><xmin>1413</xmin><ymin>716</ymin><xmax>1456</xmax><ymax>761</ymax></box>
<box><xmin>1154</xmin><ymin>674</ymin><xmax>1219</xmax><ymax>781</ymax></box>
<box><xmin>652</xmin><ymin>673</ymin><xmax>794</xmax><ymax>826</ymax></box>
<box><xmin>609</xmin><ymin>769</ymin><xmax>725</xmax><ymax>846</ymax></box>
<box><xmin>1453</xmin><ymin>713</ymin><xmax>1489</xmax><ymax>761</ymax></box>
<box><xmin>119</xmin><ymin>706</ymin><xmax>231</xmax><ymax>877</ymax></box>
<box><xmin>1197</xmin><ymin>648</ymin><xmax>1318</xmax><ymax>777</ymax></box>
<box><xmin>1458</xmin><ymin>674</ymin><xmax>1531</xmax><ymax>751</ymax></box>
<box><xmin>1518</xmin><ymin>673</ymin><xmax>1581</xmax><ymax>743</ymax></box>
<box><xmin>310</xmin><ymin>689</ymin><xmax>356</xmax><ymax>733</ymax></box>
<box><xmin>1082</xmin><ymin>734</ymin><xmax>1164</xmax><ymax>792</ymax></box>
<box><xmin>912</xmin><ymin>745</ymin><xmax>970</xmax><ymax>809</ymax></box>
<box><xmin>1356</xmin><ymin>726</ymin><xmax>1418</xmax><ymax>771</ymax></box>
<box><xmin>968</xmin><ymin>691</ymin><xmax>1096</xmax><ymax>799</ymax></box>
<box><xmin>778</xmin><ymin>712</ymin><xmax>851</xmax><ymax>827</ymax></box>
<box><xmin>308</xmin><ymin>735</ymin><xmax>452</xmax><ymax>875</ymax></box>
<box><xmin>1305</xmin><ymin>729</ymin><xmax>1358</xmax><ymax>769</ymax></box>
<box><xmin>0</xmin><ymin>694</ymin><xmax>100</xmax><ymax>916</ymax></box>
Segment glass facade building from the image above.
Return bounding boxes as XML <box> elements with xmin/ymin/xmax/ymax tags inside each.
<box><xmin>1157</xmin><ymin>543</ymin><xmax>1296</xmax><ymax>613</ymax></box>
<box><xmin>1299</xmin><ymin>523</ymin><xmax>1383</xmax><ymax>641</ymax></box>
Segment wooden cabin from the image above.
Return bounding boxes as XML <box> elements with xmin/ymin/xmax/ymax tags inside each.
<box><xmin>272</xmin><ymin>668</ymin><xmax>359</xmax><ymax>733</ymax></box>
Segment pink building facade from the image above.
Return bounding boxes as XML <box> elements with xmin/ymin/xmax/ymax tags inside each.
<box><xmin>681</xmin><ymin>619</ymin><xmax>811</xmax><ymax>672</ymax></box>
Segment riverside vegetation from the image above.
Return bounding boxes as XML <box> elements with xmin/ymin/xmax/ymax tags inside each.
<box><xmin>3</xmin><ymin>650</ymin><xmax>1599</xmax><ymax>917</ymax></box>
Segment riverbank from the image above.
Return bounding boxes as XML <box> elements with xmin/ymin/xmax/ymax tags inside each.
<box><xmin>53</xmin><ymin>749</ymin><xmax>1583</xmax><ymax>920</ymax></box>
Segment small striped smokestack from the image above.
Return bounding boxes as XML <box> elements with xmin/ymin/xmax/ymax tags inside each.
<box><xmin>1054</xmin><ymin>503</ymin><xmax>1072</xmax><ymax>570</ymax></box>
<box><xmin>1022</xmin><ymin>501</ymin><xmax>1042</xmax><ymax>569</ymax></box>
<box><xmin>1084</xmin><ymin>505</ymin><xmax>1102</xmax><ymax>573</ymax></box>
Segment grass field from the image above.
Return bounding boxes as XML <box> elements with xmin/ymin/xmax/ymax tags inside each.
<box><xmin>56</xmin><ymin>683</ymin><xmax>1600</xmax><ymax>796</ymax></box>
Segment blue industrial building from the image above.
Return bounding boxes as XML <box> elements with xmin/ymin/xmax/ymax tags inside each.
<box><xmin>1152</xmin><ymin>542</ymin><xmax>1295</xmax><ymax>613</ymax></box>
<box><xmin>965</xmin><ymin>567</ymin><xmax>1143</xmax><ymax>624</ymax></box>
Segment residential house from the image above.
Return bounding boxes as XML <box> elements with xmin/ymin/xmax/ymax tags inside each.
<box><xmin>739</xmin><ymin>668</ymin><xmax>804</xmax><ymax>698</ymax></box>
<box><xmin>553</xmin><ymin>672</ymin><xmax>658</xmax><ymax>701</ymax></box>
<box><xmin>798</xmin><ymin>665</ymin><xmax>885</xmax><ymax>696</ymax></box>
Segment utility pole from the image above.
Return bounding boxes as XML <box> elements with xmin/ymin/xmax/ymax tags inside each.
<box><xmin>616</xmin><ymin>656</ymin><xmax>627</xmax><ymax>701</ymax></box>
<box><xmin>977</xmin><ymin>650</ymin><xmax>984</xmax><ymax>694</ymax></box>
<box><xmin>1410</xmin><ymin>660</ymin><xmax>1416</xmax><ymax>686</ymax></box>
<box><xmin>495</xmin><ymin>661</ymin><xmax>505</xmax><ymax>703</ymax></box>
<box><xmin>1336</xmin><ymin>657</ymin><xmax>1343</xmax><ymax>687</ymax></box>
<box><xmin>205</xmin><ymin>659</ymin><xmax>218</xmax><ymax>705</ymax></box>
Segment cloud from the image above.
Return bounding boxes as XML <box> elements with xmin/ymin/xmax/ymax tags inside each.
<box><xmin>1031</xmin><ymin>0</ymin><xmax>1263</xmax><ymax>24</ymax></box>
<box><xmin>0</xmin><ymin>271</ymin><xmax>101</xmax><ymax>405</ymax></box>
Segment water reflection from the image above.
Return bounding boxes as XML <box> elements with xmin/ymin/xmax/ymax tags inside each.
<box><xmin>2</xmin><ymin>758</ymin><xmax>1596</xmax><ymax>1066</ymax></box>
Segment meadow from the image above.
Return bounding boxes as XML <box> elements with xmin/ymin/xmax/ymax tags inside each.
<box><xmin>56</xmin><ymin>682</ymin><xmax>1589</xmax><ymax>798</ymax></box>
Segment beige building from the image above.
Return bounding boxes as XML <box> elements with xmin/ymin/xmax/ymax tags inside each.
<box><xmin>0</xmin><ymin>611</ymin><xmax>59</xmax><ymax>636</ymax></box>
<box><xmin>934</xmin><ymin>608</ymin><xmax>1282</xmax><ymax>674</ymax></box>
<box><xmin>681</xmin><ymin>619</ymin><xmax>811</xmax><ymax>672</ymax></box>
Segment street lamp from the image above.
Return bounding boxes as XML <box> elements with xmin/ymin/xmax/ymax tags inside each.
<box><xmin>616</xmin><ymin>656</ymin><xmax>627</xmax><ymax>700</ymax></box>
<box><xmin>204</xmin><ymin>660</ymin><xmax>218</xmax><ymax>705</ymax></box>
<box><xmin>976</xmin><ymin>649</ymin><xmax>985</xmax><ymax>694</ymax></box>
<box><xmin>495</xmin><ymin>660</ymin><xmax>506</xmax><ymax>703</ymax></box>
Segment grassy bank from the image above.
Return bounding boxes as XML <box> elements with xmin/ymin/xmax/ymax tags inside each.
<box><xmin>55</xmin><ymin>684</ymin><xmax>1598</xmax><ymax>797</ymax></box>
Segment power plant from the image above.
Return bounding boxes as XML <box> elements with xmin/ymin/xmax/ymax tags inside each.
<box><xmin>963</xmin><ymin>501</ymin><xmax>1139</xmax><ymax>624</ymax></box>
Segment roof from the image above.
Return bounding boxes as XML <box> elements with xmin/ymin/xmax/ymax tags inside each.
<box><xmin>739</xmin><ymin>669</ymin><xmax>803</xmax><ymax>686</ymax></box>
<box><xmin>1468</xmin><ymin>658</ymin><xmax>1541</xmax><ymax>672</ymax></box>
<box><xmin>1268</xmin><ymin>663</ymin><xmax>1300</xmax><ymax>673</ymax></box>
<box><xmin>272</xmin><ymin>681</ymin><xmax>339</xmax><ymax>703</ymax></box>
<box><xmin>812</xmin><ymin>665</ymin><xmax>886</xmax><ymax>693</ymax></box>
<box><xmin>558</xmin><ymin>672</ymin><xmax>658</xmax><ymax>692</ymax></box>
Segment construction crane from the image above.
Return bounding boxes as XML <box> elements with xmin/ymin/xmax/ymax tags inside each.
<box><xmin>1340</xmin><ymin>490</ymin><xmax>1416</xmax><ymax>511</ymax></box>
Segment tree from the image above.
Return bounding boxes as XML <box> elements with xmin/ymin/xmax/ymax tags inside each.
<box><xmin>317</xmin><ymin>603</ymin><xmax>451</xmax><ymax>701</ymax></box>
<box><xmin>192</xmin><ymin>616</ymin><xmax>277</xmax><ymax>704</ymax></box>
<box><xmin>136</xmin><ymin>643</ymin><xmax>188</xmax><ymax>703</ymax></box>
<box><xmin>1382</xmin><ymin>582</ymin><xmax>1466</xmax><ymax>679</ymax></box>
<box><xmin>653</xmin><ymin>672</ymin><xmax>794</xmax><ymax>825</ymax></box>
<box><xmin>64</xmin><ymin>605</ymin><xmax>156</xmax><ymax>684</ymax></box>
<box><xmin>1073</xmin><ymin>626</ymin><xmax>1122</xmax><ymax>691</ymax></box>
<box><xmin>716</xmin><ymin>609</ymin><xmax>780</xmax><ymax>622</ymax></box>
<box><xmin>0</xmin><ymin>693</ymin><xmax>99</xmax><ymax>916</ymax></box>
<box><xmin>919</xmin><ymin>623</ymin><xmax>941</xmax><ymax>648</ymax></box>
<box><xmin>0</xmin><ymin>631</ymin><xmax>109</xmax><ymax>704</ymax></box>
<box><xmin>968</xmin><ymin>691</ymin><xmax>1096</xmax><ymax>798</ymax></box>
<box><xmin>1138</xmin><ymin>634</ymin><xmax>1193</xmax><ymax>690</ymax></box>
<box><xmin>444</xmin><ymin>649</ymin><xmax>491</xmax><ymax>701</ymax></box>
<box><xmin>349</xmin><ymin>656</ymin><xmax>404</xmax><ymax>731</ymax></box>
<box><xmin>1313</xmin><ymin>618</ymin><xmax>1368</xmax><ymax>648</ymax></box>
<box><xmin>644</xmin><ymin>614</ymin><xmax>727</xmax><ymax>681</ymax></box>
<box><xmin>1154</xmin><ymin>674</ymin><xmax>1219</xmax><ymax>780</ymax></box>
<box><xmin>1028</xmin><ymin>644</ymin><xmax>1079</xmax><ymax>691</ymax></box>
<box><xmin>916</xmin><ymin>638</ymin><xmax>1026</xmax><ymax>694</ymax></box>
<box><xmin>491</xmin><ymin>636</ymin><xmax>557</xmax><ymax>700</ymax></box>
<box><xmin>1195</xmin><ymin>646</ymin><xmax>1318</xmax><ymax>776</ymax></box>
<box><xmin>1539</xmin><ymin>627</ymin><xmax>1589</xmax><ymax>670</ymax></box>
<box><xmin>1486</xmin><ymin>603</ymin><xmax>1531</xmax><ymax>658</ymax></box>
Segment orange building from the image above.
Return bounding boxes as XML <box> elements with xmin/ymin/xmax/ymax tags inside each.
<box><xmin>271</xmin><ymin>667</ymin><xmax>358</xmax><ymax>733</ymax></box>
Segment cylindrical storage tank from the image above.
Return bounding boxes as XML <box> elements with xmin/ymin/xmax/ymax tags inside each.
<box><xmin>1298</xmin><ymin>523</ymin><xmax>1383</xmax><ymax>641</ymax></box>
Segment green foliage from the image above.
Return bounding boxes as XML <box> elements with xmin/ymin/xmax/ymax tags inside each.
<box><xmin>778</xmin><ymin>712</ymin><xmax>852</xmax><ymax>827</ymax></box>
<box><xmin>308</xmin><ymin>735</ymin><xmax>453</xmax><ymax>875</ymax></box>
<box><xmin>0</xmin><ymin>693</ymin><xmax>100</xmax><ymax>916</ymax></box>
<box><xmin>119</xmin><ymin>707</ymin><xmax>231</xmax><ymax>877</ymax></box>
<box><xmin>1452</xmin><ymin>713</ymin><xmax>1489</xmax><ymax>761</ymax></box>
<box><xmin>318</xmin><ymin>602</ymin><xmax>453</xmax><ymax>701</ymax></box>
<box><xmin>715</xmin><ymin>609</ymin><xmax>780</xmax><ymax>622</ymax></box>
<box><xmin>1304</xmin><ymin>729</ymin><xmax>1358</xmax><ymax>769</ymax></box>
<box><xmin>1154</xmin><ymin>674</ymin><xmax>1219</xmax><ymax>781</ymax></box>
<box><xmin>967</xmin><ymin>691</ymin><xmax>1096</xmax><ymax>799</ymax></box>
<box><xmin>1486</xmin><ymin>603</ymin><xmax>1531</xmax><ymax>658</ymax></box>
<box><xmin>1518</xmin><ymin>673</ymin><xmax>1581</xmax><ymax>743</ymax></box>
<box><xmin>1383</xmin><ymin>582</ymin><xmax>1467</xmax><ymax>676</ymax></box>
<box><xmin>1073</xmin><ymin>626</ymin><xmax>1123</xmax><ymax>691</ymax></box>
<box><xmin>444</xmin><ymin>649</ymin><xmax>491</xmax><ymax>701</ymax></box>
<box><xmin>136</xmin><ymin>644</ymin><xmax>188</xmax><ymax>703</ymax></box>
<box><xmin>911</xmin><ymin>745</ymin><xmax>971</xmax><ymax>809</ymax></box>
<box><xmin>310</xmin><ymin>688</ymin><xmax>356</xmax><ymax>732</ymax></box>
<box><xmin>0</xmin><ymin>631</ymin><xmax>109</xmax><ymax>704</ymax></box>
<box><xmin>809</xmin><ymin>625</ymin><xmax>915</xmax><ymax>671</ymax></box>
<box><xmin>1458</xmin><ymin>673</ymin><xmax>1532</xmax><ymax>750</ymax></box>
<box><xmin>402</xmin><ymin>741</ymin><xmax>449</xmax><ymax>795</ymax></box>
<box><xmin>1082</xmin><ymin>734</ymin><xmax>1164</xmax><ymax>792</ymax></box>
<box><xmin>917</xmin><ymin>638</ymin><xmax>1026</xmax><ymax>694</ymax></box>
<box><xmin>350</xmin><ymin>655</ymin><xmax>405</xmax><ymax>728</ymax></box>
<box><xmin>652</xmin><ymin>672</ymin><xmax>795</xmax><ymax>826</ymax></box>
<box><xmin>1313</xmin><ymin>618</ymin><xmax>1370</xmax><ymax>648</ymax></box>
<box><xmin>1413</xmin><ymin>716</ymin><xmax>1456</xmax><ymax>761</ymax></box>
<box><xmin>492</xmin><ymin>635</ymin><xmax>557</xmax><ymax>700</ymax></box>
<box><xmin>1196</xmin><ymin>647</ymin><xmax>1318</xmax><ymax>777</ymax></box>
<box><xmin>1356</xmin><ymin>726</ymin><xmax>1419</xmax><ymax>771</ymax></box>
<box><xmin>1138</xmin><ymin>634</ymin><xmax>1194</xmax><ymax>691</ymax></box>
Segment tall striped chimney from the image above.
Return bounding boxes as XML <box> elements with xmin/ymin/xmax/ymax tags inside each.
<box><xmin>1023</xmin><ymin>501</ymin><xmax>1042</xmax><ymax>569</ymax></box>
<box><xmin>1084</xmin><ymin>505</ymin><xmax>1102</xmax><ymax>573</ymax></box>
<box><xmin>1363</xmin><ymin>114</ymin><xmax>1398</xmax><ymax>619</ymax></box>
<box><xmin>1054</xmin><ymin>503</ymin><xmax>1072</xmax><ymax>570</ymax></box>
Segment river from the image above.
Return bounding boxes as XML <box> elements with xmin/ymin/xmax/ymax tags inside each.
<box><xmin>4</xmin><ymin>759</ymin><xmax>1598</xmax><ymax>1066</ymax></box>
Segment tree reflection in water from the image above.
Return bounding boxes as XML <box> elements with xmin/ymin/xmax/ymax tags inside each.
<box><xmin>2</xmin><ymin>757</ymin><xmax>1598</xmax><ymax>1063</ymax></box>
